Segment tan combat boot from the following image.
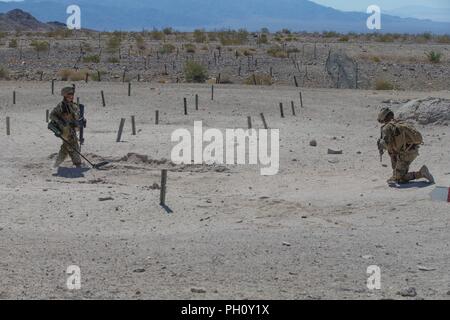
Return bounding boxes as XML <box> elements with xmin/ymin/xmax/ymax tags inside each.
<box><xmin>419</xmin><ymin>166</ymin><xmax>435</xmax><ymax>184</ymax></box>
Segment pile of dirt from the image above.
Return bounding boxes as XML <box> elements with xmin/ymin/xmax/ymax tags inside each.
<box><xmin>397</xmin><ymin>97</ymin><xmax>450</xmax><ymax>125</ymax></box>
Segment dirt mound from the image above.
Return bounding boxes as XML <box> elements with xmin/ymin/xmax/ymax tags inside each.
<box><xmin>397</xmin><ymin>97</ymin><xmax>450</xmax><ymax>125</ymax></box>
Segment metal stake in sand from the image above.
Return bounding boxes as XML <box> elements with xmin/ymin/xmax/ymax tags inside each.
<box><xmin>211</xmin><ymin>85</ymin><xmax>214</xmax><ymax>101</ymax></box>
<box><xmin>13</xmin><ymin>91</ymin><xmax>16</xmax><ymax>105</ymax></box>
<box><xmin>116</xmin><ymin>118</ymin><xmax>126</xmax><ymax>142</ymax></box>
<box><xmin>85</xmin><ymin>72</ymin><xmax>89</xmax><ymax>83</ymax></box>
<box><xmin>155</xmin><ymin>110</ymin><xmax>159</xmax><ymax>125</ymax></box>
<box><xmin>128</xmin><ymin>82</ymin><xmax>132</xmax><ymax>97</ymax></box>
<box><xmin>131</xmin><ymin>116</ymin><xmax>136</xmax><ymax>135</ymax></box>
<box><xmin>6</xmin><ymin>117</ymin><xmax>10</xmax><ymax>135</ymax></box>
<box><xmin>51</xmin><ymin>79</ymin><xmax>55</xmax><ymax>95</ymax></box>
<box><xmin>247</xmin><ymin>116</ymin><xmax>252</xmax><ymax>129</ymax></box>
<box><xmin>183</xmin><ymin>98</ymin><xmax>188</xmax><ymax>115</ymax></box>
<box><xmin>101</xmin><ymin>90</ymin><xmax>106</xmax><ymax>107</ymax></box>
<box><xmin>294</xmin><ymin>76</ymin><xmax>299</xmax><ymax>88</ymax></box>
<box><xmin>260</xmin><ymin>113</ymin><xmax>268</xmax><ymax>129</ymax></box>
<box><xmin>299</xmin><ymin>92</ymin><xmax>304</xmax><ymax>108</ymax></box>
<box><xmin>195</xmin><ymin>94</ymin><xmax>199</xmax><ymax>110</ymax></box>
<box><xmin>160</xmin><ymin>169</ymin><xmax>168</xmax><ymax>206</ymax></box>
<box><xmin>279</xmin><ymin>103</ymin><xmax>285</xmax><ymax>118</ymax></box>
<box><xmin>46</xmin><ymin>110</ymin><xmax>49</xmax><ymax>123</ymax></box>
<box><xmin>291</xmin><ymin>101</ymin><xmax>296</xmax><ymax>116</ymax></box>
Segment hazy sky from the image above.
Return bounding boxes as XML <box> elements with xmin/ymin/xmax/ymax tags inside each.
<box><xmin>312</xmin><ymin>0</ymin><xmax>450</xmax><ymax>11</ymax></box>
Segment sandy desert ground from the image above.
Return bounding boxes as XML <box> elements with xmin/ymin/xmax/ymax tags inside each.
<box><xmin>0</xmin><ymin>81</ymin><xmax>449</xmax><ymax>300</ymax></box>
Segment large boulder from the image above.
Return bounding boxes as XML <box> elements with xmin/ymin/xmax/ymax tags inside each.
<box><xmin>397</xmin><ymin>97</ymin><xmax>450</xmax><ymax>125</ymax></box>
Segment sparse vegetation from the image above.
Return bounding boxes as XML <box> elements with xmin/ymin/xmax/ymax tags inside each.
<box><xmin>425</xmin><ymin>51</ymin><xmax>442</xmax><ymax>63</ymax></box>
<box><xmin>150</xmin><ymin>29</ymin><xmax>165</xmax><ymax>41</ymax></box>
<box><xmin>57</xmin><ymin>69</ymin><xmax>91</xmax><ymax>81</ymax></box>
<box><xmin>375</xmin><ymin>79</ymin><xmax>394</xmax><ymax>90</ymax></box>
<box><xmin>106</xmin><ymin>34</ymin><xmax>122</xmax><ymax>54</ymax></box>
<box><xmin>30</xmin><ymin>40</ymin><xmax>49</xmax><ymax>58</ymax></box>
<box><xmin>184</xmin><ymin>61</ymin><xmax>208</xmax><ymax>83</ymax></box>
<box><xmin>83</xmin><ymin>54</ymin><xmax>101</xmax><ymax>63</ymax></box>
<box><xmin>107</xmin><ymin>57</ymin><xmax>120</xmax><ymax>63</ymax></box>
<box><xmin>257</xmin><ymin>34</ymin><xmax>269</xmax><ymax>45</ymax></box>
<box><xmin>8</xmin><ymin>39</ymin><xmax>18</xmax><ymax>48</ymax></box>
<box><xmin>218</xmin><ymin>29</ymin><xmax>249</xmax><ymax>46</ymax></box>
<box><xmin>244</xmin><ymin>73</ymin><xmax>273</xmax><ymax>86</ymax></box>
<box><xmin>159</xmin><ymin>43</ymin><xmax>176</xmax><ymax>55</ymax></box>
<box><xmin>0</xmin><ymin>65</ymin><xmax>9</xmax><ymax>79</ymax></box>
<box><xmin>437</xmin><ymin>35</ymin><xmax>450</xmax><ymax>44</ymax></box>
<box><xmin>185</xmin><ymin>43</ymin><xmax>196</xmax><ymax>53</ymax></box>
<box><xmin>267</xmin><ymin>45</ymin><xmax>287</xmax><ymax>58</ymax></box>
<box><xmin>193</xmin><ymin>29</ymin><xmax>207</xmax><ymax>43</ymax></box>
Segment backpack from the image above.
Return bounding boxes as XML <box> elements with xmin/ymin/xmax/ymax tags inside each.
<box><xmin>393</xmin><ymin>121</ymin><xmax>424</xmax><ymax>146</ymax></box>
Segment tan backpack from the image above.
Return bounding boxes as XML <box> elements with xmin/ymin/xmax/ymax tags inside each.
<box><xmin>393</xmin><ymin>121</ymin><xmax>424</xmax><ymax>147</ymax></box>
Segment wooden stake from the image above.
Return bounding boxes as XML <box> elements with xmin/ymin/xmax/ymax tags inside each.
<box><xmin>291</xmin><ymin>101</ymin><xmax>296</xmax><ymax>116</ymax></box>
<box><xmin>160</xmin><ymin>169</ymin><xmax>168</xmax><ymax>206</ymax></box>
<box><xmin>184</xmin><ymin>97</ymin><xmax>187</xmax><ymax>115</ymax></box>
<box><xmin>128</xmin><ymin>82</ymin><xmax>131</xmax><ymax>97</ymax></box>
<box><xmin>85</xmin><ymin>72</ymin><xmax>89</xmax><ymax>83</ymax></box>
<box><xmin>155</xmin><ymin>110</ymin><xmax>159</xmax><ymax>125</ymax></box>
<box><xmin>247</xmin><ymin>116</ymin><xmax>252</xmax><ymax>129</ymax></box>
<box><xmin>101</xmin><ymin>90</ymin><xmax>106</xmax><ymax>107</ymax></box>
<box><xmin>51</xmin><ymin>79</ymin><xmax>55</xmax><ymax>95</ymax></box>
<box><xmin>294</xmin><ymin>76</ymin><xmax>299</xmax><ymax>87</ymax></box>
<box><xmin>195</xmin><ymin>94</ymin><xmax>199</xmax><ymax>110</ymax></box>
<box><xmin>131</xmin><ymin>116</ymin><xmax>136</xmax><ymax>135</ymax></box>
<box><xmin>6</xmin><ymin>117</ymin><xmax>10</xmax><ymax>136</ymax></box>
<box><xmin>46</xmin><ymin>110</ymin><xmax>49</xmax><ymax>123</ymax></box>
<box><xmin>299</xmin><ymin>92</ymin><xmax>304</xmax><ymax>108</ymax></box>
<box><xmin>279</xmin><ymin>103</ymin><xmax>285</xmax><ymax>118</ymax></box>
<box><xmin>260</xmin><ymin>113</ymin><xmax>268</xmax><ymax>129</ymax></box>
<box><xmin>116</xmin><ymin>118</ymin><xmax>125</xmax><ymax>142</ymax></box>
<box><xmin>13</xmin><ymin>91</ymin><xmax>16</xmax><ymax>105</ymax></box>
<box><xmin>211</xmin><ymin>85</ymin><xmax>214</xmax><ymax>101</ymax></box>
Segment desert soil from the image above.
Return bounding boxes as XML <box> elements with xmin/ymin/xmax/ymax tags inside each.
<box><xmin>0</xmin><ymin>81</ymin><xmax>449</xmax><ymax>300</ymax></box>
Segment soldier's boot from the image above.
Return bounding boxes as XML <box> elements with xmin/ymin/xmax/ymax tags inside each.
<box><xmin>418</xmin><ymin>165</ymin><xmax>435</xmax><ymax>184</ymax></box>
<box><xmin>54</xmin><ymin>151</ymin><xmax>67</xmax><ymax>168</ymax></box>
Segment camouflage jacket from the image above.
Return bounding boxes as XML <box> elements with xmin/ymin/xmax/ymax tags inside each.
<box><xmin>50</xmin><ymin>101</ymin><xmax>80</xmax><ymax>129</ymax></box>
<box><xmin>380</xmin><ymin>120</ymin><xmax>414</xmax><ymax>155</ymax></box>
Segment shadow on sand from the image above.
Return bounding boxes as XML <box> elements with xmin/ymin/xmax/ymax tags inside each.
<box><xmin>53</xmin><ymin>167</ymin><xmax>91</xmax><ymax>178</ymax></box>
<box><xmin>389</xmin><ymin>181</ymin><xmax>434</xmax><ymax>189</ymax></box>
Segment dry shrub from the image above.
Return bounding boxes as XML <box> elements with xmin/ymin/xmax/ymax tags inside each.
<box><xmin>243</xmin><ymin>73</ymin><xmax>273</xmax><ymax>86</ymax></box>
<box><xmin>58</xmin><ymin>69</ymin><xmax>91</xmax><ymax>81</ymax></box>
<box><xmin>375</xmin><ymin>79</ymin><xmax>394</xmax><ymax>90</ymax></box>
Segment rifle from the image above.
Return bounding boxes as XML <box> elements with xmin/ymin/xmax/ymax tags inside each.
<box><xmin>78</xmin><ymin>104</ymin><xmax>87</xmax><ymax>146</ymax></box>
<box><xmin>48</xmin><ymin>121</ymin><xmax>108</xmax><ymax>170</ymax></box>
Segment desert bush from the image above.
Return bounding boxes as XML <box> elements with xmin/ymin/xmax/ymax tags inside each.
<box><xmin>47</xmin><ymin>29</ymin><xmax>73</xmax><ymax>38</ymax></box>
<box><xmin>184</xmin><ymin>61</ymin><xmax>208</xmax><ymax>83</ymax></box>
<box><xmin>193</xmin><ymin>29</ymin><xmax>207</xmax><ymax>43</ymax></box>
<box><xmin>208</xmin><ymin>33</ymin><xmax>217</xmax><ymax>42</ymax></box>
<box><xmin>163</xmin><ymin>27</ymin><xmax>174</xmax><ymax>35</ymax></box>
<box><xmin>30</xmin><ymin>40</ymin><xmax>49</xmax><ymax>58</ymax></box>
<box><xmin>218</xmin><ymin>29</ymin><xmax>248</xmax><ymax>46</ymax></box>
<box><xmin>107</xmin><ymin>57</ymin><xmax>120</xmax><ymax>63</ymax></box>
<box><xmin>159</xmin><ymin>43</ymin><xmax>176</xmax><ymax>55</ymax></box>
<box><xmin>57</xmin><ymin>69</ymin><xmax>90</xmax><ymax>81</ymax></box>
<box><xmin>91</xmin><ymin>70</ymin><xmax>106</xmax><ymax>81</ymax></box>
<box><xmin>243</xmin><ymin>73</ymin><xmax>273</xmax><ymax>86</ymax></box>
<box><xmin>135</xmin><ymin>35</ymin><xmax>146</xmax><ymax>52</ymax></box>
<box><xmin>261</xmin><ymin>27</ymin><xmax>270</xmax><ymax>34</ymax></box>
<box><xmin>371</xmin><ymin>56</ymin><xmax>381</xmax><ymax>63</ymax></box>
<box><xmin>185</xmin><ymin>43</ymin><xmax>196</xmax><ymax>53</ymax></box>
<box><xmin>281</xmin><ymin>29</ymin><xmax>291</xmax><ymax>35</ymax></box>
<box><xmin>339</xmin><ymin>36</ymin><xmax>350</xmax><ymax>42</ymax></box>
<box><xmin>376</xmin><ymin>34</ymin><xmax>394</xmax><ymax>43</ymax></box>
<box><xmin>0</xmin><ymin>31</ymin><xmax>7</xmax><ymax>39</ymax></box>
<box><xmin>83</xmin><ymin>54</ymin><xmax>100</xmax><ymax>63</ymax></box>
<box><xmin>375</xmin><ymin>79</ymin><xmax>394</xmax><ymax>90</ymax></box>
<box><xmin>267</xmin><ymin>45</ymin><xmax>288</xmax><ymax>58</ymax></box>
<box><xmin>0</xmin><ymin>65</ymin><xmax>9</xmax><ymax>79</ymax></box>
<box><xmin>437</xmin><ymin>35</ymin><xmax>450</xmax><ymax>44</ymax></box>
<box><xmin>421</xmin><ymin>32</ymin><xmax>433</xmax><ymax>40</ymax></box>
<box><xmin>425</xmin><ymin>51</ymin><xmax>442</xmax><ymax>63</ymax></box>
<box><xmin>150</xmin><ymin>29</ymin><xmax>165</xmax><ymax>41</ymax></box>
<box><xmin>8</xmin><ymin>39</ymin><xmax>18</xmax><ymax>48</ymax></box>
<box><xmin>323</xmin><ymin>31</ymin><xmax>340</xmax><ymax>38</ymax></box>
<box><xmin>257</xmin><ymin>34</ymin><xmax>269</xmax><ymax>45</ymax></box>
<box><xmin>286</xmin><ymin>47</ymin><xmax>300</xmax><ymax>54</ymax></box>
<box><xmin>106</xmin><ymin>34</ymin><xmax>122</xmax><ymax>53</ymax></box>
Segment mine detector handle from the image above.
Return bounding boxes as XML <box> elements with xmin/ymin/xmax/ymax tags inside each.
<box><xmin>78</xmin><ymin>104</ymin><xmax>87</xmax><ymax>145</ymax></box>
<box><xmin>378</xmin><ymin>126</ymin><xmax>385</xmax><ymax>163</ymax></box>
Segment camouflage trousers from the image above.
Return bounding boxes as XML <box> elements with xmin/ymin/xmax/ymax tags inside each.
<box><xmin>55</xmin><ymin>128</ymin><xmax>81</xmax><ymax>167</ymax></box>
<box><xmin>389</xmin><ymin>147</ymin><xmax>421</xmax><ymax>183</ymax></box>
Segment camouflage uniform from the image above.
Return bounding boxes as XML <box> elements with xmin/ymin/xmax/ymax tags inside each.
<box><xmin>381</xmin><ymin>120</ymin><xmax>421</xmax><ymax>183</ymax></box>
<box><xmin>50</xmin><ymin>100</ymin><xmax>82</xmax><ymax>167</ymax></box>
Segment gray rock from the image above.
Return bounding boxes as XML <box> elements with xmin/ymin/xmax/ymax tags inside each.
<box><xmin>397</xmin><ymin>287</ymin><xmax>417</xmax><ymax>297</ymax></box>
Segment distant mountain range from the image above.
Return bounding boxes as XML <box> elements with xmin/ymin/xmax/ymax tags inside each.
<box><xmin>0</xmin><ymin>8</ymin><xmax>60</xmax><ymax>31</ymax></box>
<box><xmin>387</xmin><ymin>6</ymin><xmax>450</xmax><ymax>23</ymax></box>
<box><xmin>0</xmin><ymin>0</ymin><xmax>449</xmax><ymax>34</ymax></box>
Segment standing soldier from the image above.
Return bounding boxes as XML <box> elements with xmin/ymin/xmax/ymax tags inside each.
<box><xmin>377</xmin><ymin>107</ymin><xmax>434</xmax><ymax>185</ymax></box>
<box><xmin>50</xmin><ymin>87</ymin><xmax>82</xmax><ymax>168</ymax></box>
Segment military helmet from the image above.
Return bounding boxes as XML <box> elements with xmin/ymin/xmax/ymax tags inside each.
<box><xmin>61</xmin><ymin>86</ymin><xmax>75</xmax><ymax>96</ymax></box>
<box><xmin>378</xmin><ymin>107</ymin><xmax>394</xmax><ymax>123</ymax></box>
